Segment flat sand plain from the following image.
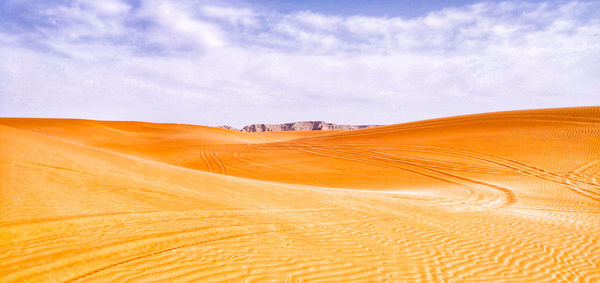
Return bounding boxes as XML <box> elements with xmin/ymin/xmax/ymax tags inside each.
<box><xmin>1</xmin><ymin>107</ymin><xmax>599</xmax><ymax>282</ymax></box>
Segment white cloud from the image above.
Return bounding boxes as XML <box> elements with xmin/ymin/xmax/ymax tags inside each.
<box><xmin>140</xmin><ymin>0</ymin><xmax>225</xmax><ymax>49</ymax></box>
<box><xmin>83</xmin><ymin>0</ymin><xmax>131</xmax><ymax>16</ymax></box>
<box><xmin>1</xmin><ymin>0</ymin><xmax>599</xmax><ymax>127</ymax></box>
<box><xmin>201</xmin><ymin>5</ymin><xmax>258</xmax><ymax>27</ymax></box>
<box><xmin>42</xmin><ymin>0</ymin><xmax>130</xmax><ymax>39</ymax></box>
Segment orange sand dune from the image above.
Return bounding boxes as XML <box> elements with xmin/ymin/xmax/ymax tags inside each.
<box><xmin>1</xmin><ymin>107</ymin><xmax>599</xmax><ymax>281</ymax></box>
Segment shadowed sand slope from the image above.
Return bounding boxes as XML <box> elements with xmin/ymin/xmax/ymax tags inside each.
<box><xmin>1</xmin><ymin>107</ymin><xmax>599</xmax><ymax>281</ymax></box>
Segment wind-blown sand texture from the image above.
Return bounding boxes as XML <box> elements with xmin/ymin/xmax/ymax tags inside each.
<box><xmin>1</xmin><ymin>107</ymin><xmax>599</xmax><ymax>282</ymax></box>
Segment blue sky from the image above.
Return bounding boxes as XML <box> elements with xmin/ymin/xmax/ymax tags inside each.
<box><xmin>247</xmin><ymin>0</ymin><xmax>565</xmax><ymax>19</ymax></box>
<box><xmin>1</xmin><ymin>0</ymin><xmax>599</xmax><ymax>127</ymax></box>
<box><xmin>247</xmin><ymin>0</ymin><xmax>486</xmax><ymax>17</ymax></box>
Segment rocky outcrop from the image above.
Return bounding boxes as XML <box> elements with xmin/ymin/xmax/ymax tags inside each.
<box><xmin>240</xmin><ymin>121</ymin><xmax>380</xmax><ymax>132</ymax></box>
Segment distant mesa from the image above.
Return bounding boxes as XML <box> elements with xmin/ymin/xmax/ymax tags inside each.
<box><xmin>217</xmin><ymin>121</ymin><xmax>381</xmax><ymax>132</ymax></box>
<box><xmin>235</xmin><ymin>121</ymin><xmax>381</xmax><ymax>132</ymax></box>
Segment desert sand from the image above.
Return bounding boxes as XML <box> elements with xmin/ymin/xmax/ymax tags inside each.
<box><xmin>1</xmin><ymin>106</ymin><xmax>599</xmax><ymax>281</ymax></box>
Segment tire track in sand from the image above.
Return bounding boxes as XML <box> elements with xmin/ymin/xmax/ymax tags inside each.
<box><xmin>290</xmin><ymin>144</ymin><xmax>517</xmax><ymax>207</ymax></box>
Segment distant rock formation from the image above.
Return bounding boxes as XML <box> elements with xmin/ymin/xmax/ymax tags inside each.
<box><xmin>217</xmin><ymin>125</ymin><xmax>238</xmax><ymax>131</ymax></box>
<box><xmin>240</xmin><ymin>121</ymin><xmax>381</xmax><ymax>132</ymax></box>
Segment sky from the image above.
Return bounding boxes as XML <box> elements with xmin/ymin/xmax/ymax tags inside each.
<box><xmin>1</xmin><ymin>0</ymin><xmax>599</xmax><ymax>128</ymax></box>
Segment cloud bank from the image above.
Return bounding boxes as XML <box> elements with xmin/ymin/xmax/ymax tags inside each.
<box><xmin>1</xmin><ymin>0</ymin><xmax>599</xmax><ymax>127</ymax></box>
